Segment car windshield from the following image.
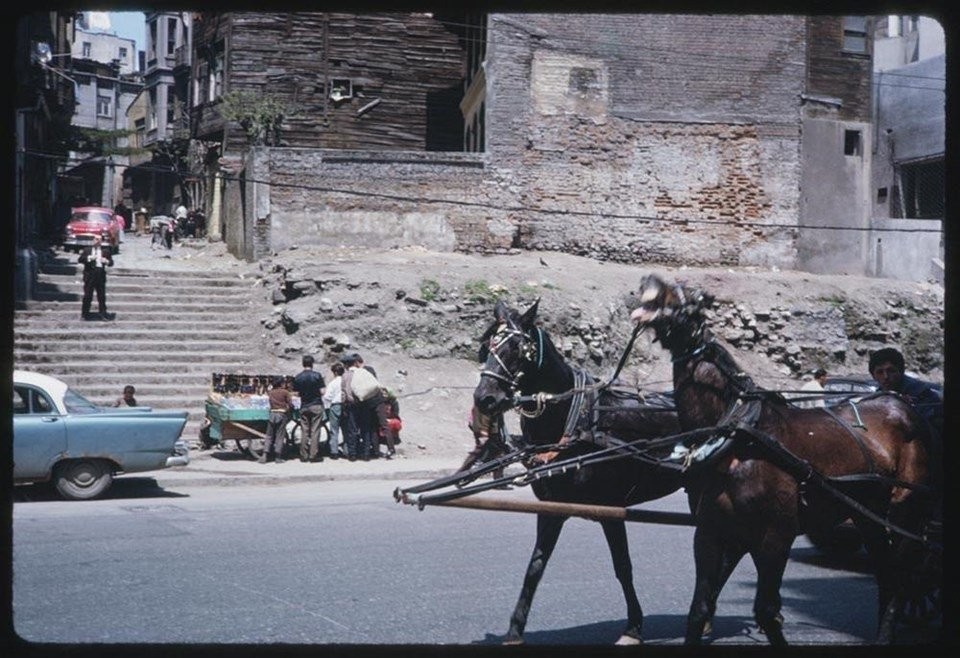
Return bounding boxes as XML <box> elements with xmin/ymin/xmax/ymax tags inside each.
<box><xmin>63</xmin><ymin>388</ymin><xmax>101</xmax><ymax>414</ymax></box>
<box><xmin>71</xmin><ymin>211</ymin><xmax>111</xmax><ymax>224</ymax></box>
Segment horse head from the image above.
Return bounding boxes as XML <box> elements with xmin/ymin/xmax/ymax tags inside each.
<box><xmin>473</xmin><ymin>299</ymin><xmax>544</xmax><ymax>415</ymax></box>
<box><xmin>630</xmin><ymin>274</ymin><xmax>714</xmax><ymax>352</ymax></box>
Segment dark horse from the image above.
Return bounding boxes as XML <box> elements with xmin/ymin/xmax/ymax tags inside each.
<box><xmin>629</xmin><ymin>274</ymin><xmax>937</xmax><ymax>645</ymax></box>
<box><xmin>473</xmin><ymin>299</ymin><xmax>683</xmax><ymax>644</ymax></box>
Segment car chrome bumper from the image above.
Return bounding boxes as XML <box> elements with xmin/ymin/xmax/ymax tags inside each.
<box><xmin>166</xmin><ymin>439</ymin><xmax>191</xmax><ymax>467</ymax></box>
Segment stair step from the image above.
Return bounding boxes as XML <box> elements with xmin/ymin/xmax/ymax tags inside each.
<box><xmin>15</xmin><ymin>350</ymin><xmax>255</xmax><ymax>363</ymax></box>
<box><xmin>15</xmin><ymin>328</ymin><xmax>253</xmax><ymax>341</ymax></box>
<box><xmin>19</xmin><ymin>362</ymin><xmax>249</xmax><ymax>375</ymax></box>
<box><xmin>20</xmin><ymin>300</ymin><xmax>259</xmax><ymax>313</ymax></box>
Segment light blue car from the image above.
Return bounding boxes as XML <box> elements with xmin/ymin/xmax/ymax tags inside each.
<box><xmin>13</xmin><ymin>370</ymin><xmax>190</xmax><ymax>500</ymax></box>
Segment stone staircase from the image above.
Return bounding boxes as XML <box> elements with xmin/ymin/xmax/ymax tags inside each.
<box><xmin>13</xmin><ymin>246</ymin><xmax>261</xmax><ymax>443</ymax></box>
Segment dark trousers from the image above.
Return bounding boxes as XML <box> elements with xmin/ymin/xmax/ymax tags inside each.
<box><xmin>82</xmin><ymin>271</ymin><xmax>107</xmax><ymax>315</ymax></box>
<box><xmin>264</xmin><ymin>411</ymin><xmax>289</xmax><ymax>458</ymax></box>
<box><xmin>299</xmin><ymin>403</ymin><xmax>325</xmax><ymax>460</ymax></box>
<box><xmin>357</xmin><ymin>398</ymin><xmax>379</xmax><ymax>458</ymax></box>
<box><xmin>343</xmin><ymin>403</ymin><xmax>361</xmax><ymax>458</ymax></box>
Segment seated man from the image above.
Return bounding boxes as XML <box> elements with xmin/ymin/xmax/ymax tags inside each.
<box><xmin>868</xmin><ymin>347</ymin><xmax>943</xmax><ymax>437</ymax></box>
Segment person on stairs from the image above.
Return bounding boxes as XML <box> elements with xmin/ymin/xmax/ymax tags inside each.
<box><xmin>78</xmin><ymin>234</ymin><xmax>114</xmax><ymax>321</ymax></box>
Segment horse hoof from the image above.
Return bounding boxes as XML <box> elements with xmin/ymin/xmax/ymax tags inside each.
<box><xmin>502</xmin><ymin>638</ymin><xmax>524</xmax><ymax>646</ymax></box>
<box><xmin>702</xmin><ymin>620</ymin><xmax>712</xmax><ymax>638</ymax></box>
<box><xmin>615</xmin><ymin>635</ymin><xmax>642</xmax><ymax>646</ymax></box>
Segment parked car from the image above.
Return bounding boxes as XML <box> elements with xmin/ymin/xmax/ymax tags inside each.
<box><xmin>62</xmin><ymin>206</ymin><xmax>122</xmax><ymax>255</ymax></box>
<box><xmin>13</xmin><ymin>370</ymin><xmax>190</xmax><ymax>500</ymax></box>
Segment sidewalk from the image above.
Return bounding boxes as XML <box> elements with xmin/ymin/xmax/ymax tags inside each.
<box><xmin>151</xmin><ymin>445</ymin><xmax>471</xmax><ymax>489</ymax></box>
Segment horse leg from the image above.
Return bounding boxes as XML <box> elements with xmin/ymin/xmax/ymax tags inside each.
<box><xmin>749</xmin><ymin>529</ymin><xmax>793</xmax><ymax>646</ymax></box>
<box><xmin>503</xmin><ymin>513</ymin><xmax>567</xmax><ymax>645</ymax></box>
<box><xmin>599</xmin><ymin>520</ymin><xmax>643</xmax><ymax>645</ymax></box>
<box><xmin>685</xmin><ymin>523</ymin><xmax>745</xmax><ymax>644</ymax></box>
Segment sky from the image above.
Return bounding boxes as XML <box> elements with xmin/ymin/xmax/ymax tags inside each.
<box><xmin>88</xmin><ymin>11</ymin><xmax>147</xmax><ymax>51</ymax></box>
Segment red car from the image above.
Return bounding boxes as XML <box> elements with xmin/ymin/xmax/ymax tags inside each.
<box><xmin>62</xmin><ymin>206</ymin><xmax>122</xmax><ymax>254</ymax></box>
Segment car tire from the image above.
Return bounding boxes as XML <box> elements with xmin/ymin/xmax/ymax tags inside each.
<box><xmin>54</xmin><ymin>459</ymin><xmax>114</xmax><ymax>500</ymax></box>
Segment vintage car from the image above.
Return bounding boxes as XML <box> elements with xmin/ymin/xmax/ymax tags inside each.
<box><xmin>13</xmin><ymin>370</ymin><xmax>190</xmax><ymax>500</ymax></box>
<box><xmin>62</xmin><ymin>206</ymin><xmax>122</xmax><ymax>255</ymax></box>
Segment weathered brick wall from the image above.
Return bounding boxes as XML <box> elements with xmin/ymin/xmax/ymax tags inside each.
<box><xmin>239</xmin><ymin>14</ymin><xmax>818</xmax><ymax>269</ymax></box>
<box><xmin>484</xmin><ymin>14</ymin><xmax>806</xmax><ymax>268</ymax></box>
<box><xmin>262</xmin><ymin>149</ymin><xmax>519</xmax><ymax>252</ymax></box>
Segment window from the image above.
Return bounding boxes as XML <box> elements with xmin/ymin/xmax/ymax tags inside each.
<box><xmin>135</xmin><ymin>118</ymin><xmax>145</xmax><ymax>147</ymax></box>
<box><xmin>14</xmin><ymin>386</ymin><xmax>55</xmax><ymax>414</ymax></box>
<box><xmin>167</xmin><ymin>85</ymin><xmax>175</xmax><ymax>125</ymax></box>
<box><xmin>842</xmin><ymin>16</ymin><xmax>868</xmax><ymax>54</ymax></box>
<box><xmin>843</xmin><ymin>130</ymin><xmax>861</xmax><ymax>156</ymax></box>
<box><xmin>209</xmin><ymin>50</ymin><xmax>224</xmax><ymax>101</ymax></box>
<box><xmin>167</xmin><ymin>17</ymin><xmax>178</xmax><ymax>56</ymax></box>
<box><xmin>148</xmin><ymin>20</ymin><xmax>157</xmax><ymax>59</ymax></box>
<box><xmin>148</xmin><ymin>87</ymin><xmax>158</xmax><ymax>130</ymax></box>
<box><xmin>897</xmin><ymin>159</ymin><xmax>944</xmax><ymax>219</ymax></box>
<box><xmin>119</xmin><ymin>46</ymin><xmax>127</xmax><ymax>61</ymax></box>
<box><xmin>97</xmin><ymin>95</ymin><xmax>112</xmax><ymax>117</ymax></box>
<box><xmin>82</xmin><ymin>41</ymin><xmax>91</xmax><ymax>58</ymax></box>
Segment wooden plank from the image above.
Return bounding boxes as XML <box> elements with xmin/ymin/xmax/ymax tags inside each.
<box><xmin>418</xmin><ymin>495</ymin><xmax>696</xmax><ymax>526</ymax></box>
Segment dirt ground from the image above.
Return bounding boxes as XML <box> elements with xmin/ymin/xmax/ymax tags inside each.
<box><xmin>140</xmin><ymin>238</ymin><xmax>945</xmax><ymax>461</ymax></box>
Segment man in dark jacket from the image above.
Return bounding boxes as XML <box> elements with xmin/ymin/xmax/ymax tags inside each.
<box><xmin>869</xmin><ymin>347</ymin><xmax>943</xmax><ymax>437</ymax></box>
<box><xmin>292</xmin><ymin>355</ymin><xmax>327</xmax><ymax>462</ymax></box>
<box><xmin>78</xmin><ymin>234</ymin><xmax>114</xmax><ymax>320</ymax></box>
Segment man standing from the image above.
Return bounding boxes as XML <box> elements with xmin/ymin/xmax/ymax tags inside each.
<box><xmin>322</xmin><ymin>362</ymin><xmax>345</xmax><ymax>459</ymax></box>
<box><xmin>260</xmin><ymin>376</ymin><xmax>292</xmax><ymax>464</ymax></box>
<box><xmin>292</xmin><ymin>355</ymin><xmax>326</xmax><ymax>463</ymax></box>
<box><xmin>78</xmin><ymin>234</ymin><xmax>114</xmax><ymax>320</ymax></box>
<box><xmin>340</xmin><ymin>354</ymin><xmax>362</xmax><ymax>461</ymax></box>
<box><xmin>353</xmin><ymin>354</ymin><xmax>385</xmax><ymax>460</ymax></box>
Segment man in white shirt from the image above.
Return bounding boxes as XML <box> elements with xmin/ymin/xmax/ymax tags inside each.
<box><xmin>322</xmin><ymin>362</ymin><xmax>345</xmax><ymax>459</ymax></box>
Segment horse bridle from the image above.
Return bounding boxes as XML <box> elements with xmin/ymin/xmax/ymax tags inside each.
<box><xmin>480</xmin><ymin>321</ymin><xmax>544</xmax><ymax>395</ymax></box>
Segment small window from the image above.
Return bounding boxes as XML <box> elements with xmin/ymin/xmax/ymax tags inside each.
<box><xmin>167</xmin><ymin>17</ymin><xmax>178</xmax><ymax>55</ymax></box>
<box><xmin>119</xmin><ymin>46</ymin><xmax>128</xmax><ymax>60</ymax></box>
<box><xmin>14</xmin><ymin>386</ymin><xmax>55</xmax><ymax>414</ymax></box>
<box><xmin>97</xmin><ymin>95</ymin><xmax>113</xmax><ymax>117</ymax></box>
<box><xmin>329</xmin><ymin>79</ymin><xmax>352</xmax><ymax>101</ymax></box>
<box><xmin>842</xmin><ymin>16</ymin><xmax>868</xmax><ymax>54</ymax></box>
<box><xmin>877</xmin><ymin>187</ymin><xmax>888</xmax><ymax>203</ymax></box>
<box><xmin>844</xmin><ymin>130</ymin><xmax>861</xmax><ymax>156</ymax></box>
<box><xmin>82</xmin><ymin>41</ymin><xmax>91</xmax><ymax>58</ymax></box>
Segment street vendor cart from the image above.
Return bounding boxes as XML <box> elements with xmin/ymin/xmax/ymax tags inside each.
<box><xmin>200</xmin><ymin>373</ymin><xmax>328</xmax><ymax>459</ymax></box>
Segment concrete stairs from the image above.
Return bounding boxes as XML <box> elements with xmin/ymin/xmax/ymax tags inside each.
<box><xmin>14</xmin><ymin>247</ymin><xmax>261</xmax><ymax>442</ymax></box>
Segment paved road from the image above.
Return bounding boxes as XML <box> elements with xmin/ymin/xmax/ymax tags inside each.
<box><xmin>11</xmin><ymin>477</ymin><xmax>940</xmax><ymax>647</ymax></box>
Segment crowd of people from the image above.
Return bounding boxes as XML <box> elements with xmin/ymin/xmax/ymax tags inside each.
<box><xmin>253</xmin><ymin>352</ymin><xmax>402</xmax><ymax>464</ymax></box>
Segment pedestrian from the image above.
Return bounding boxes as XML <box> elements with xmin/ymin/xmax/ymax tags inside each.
<box><xmin>78</xmin><ymin>234</ymin><xmax>114</xmax><ymax>321</ymax></box>
<box><xmin>341</xmin><ymin>353</ymin><xmax>381</xmax><ymax>461</ymax></box>
<box><xmin>322</xmin><ymin>362</ymin><xmax>345</xmax><ymax>459</ymax></box>
<box><xmin>376</xmin><ymin>387</ymin><xmax>399</xmax><ymax>459</ymax></box>
<box><xmin>353</xmin><ymin>354</ymin><xmax>385</xmax><ymax>460</ymax></box>
<box><xmin>796</xmin><ymin>367</ymin><xmax>828</xmax><ymax>408</ymax></box>
<box><xmin>112</xmin><ymin>385</ymin><xmax>137</xmax><ymax>407</ymax></box>
<box><xmin>340</xmin><ymin>354</ymin><xmax>362</xmax><ymax>461</ymax></box>
<box><xmin>260</xmin><ymin>376</ymin><xmax>292</xmax><ymax>464</ymax></box>
<box><xmin>292</xmin><ymin>354</ymin><xmax>326</xmax><ymax>463</ymax></box>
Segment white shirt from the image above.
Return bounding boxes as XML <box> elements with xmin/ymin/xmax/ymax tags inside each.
<box><xmin>322</xmin><ymin>375</ymin><xmax>343</xmax><ymax>407</ymax></box>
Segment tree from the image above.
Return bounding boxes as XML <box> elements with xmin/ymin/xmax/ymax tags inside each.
<box><xmin>219</xmin><ymin>91</ymin><xmax>295</xmax><ymax>146</ymax></box>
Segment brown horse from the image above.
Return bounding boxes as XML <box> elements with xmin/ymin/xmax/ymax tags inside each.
<box><xmin>474</xmin><ymin>300</ymin><xmax>683</xmax><ymax>644</ymax></box>
<box><xmin>628</xmin><ymin>274</ymin><xmax>937</xmax><ymax>645</ymax></box>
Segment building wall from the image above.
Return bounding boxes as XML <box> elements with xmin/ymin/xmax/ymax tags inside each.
<box><xmin>252</xmin><ymin>148</ymin><xmax>503</xmax><ymax>258</ymax></box>
<box><xmin>73</xmin><ymin>28</ymin><xmax>137</xmax><ymax>74</ymax></box>
<box><xmin>483</xmin><ymin>14</ymin><xmax>806</xmax><ymax>267</ymax></box>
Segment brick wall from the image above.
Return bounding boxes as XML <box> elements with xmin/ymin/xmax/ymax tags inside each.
<box><xmin>235</xmin><ymin>14</ymin><xmax>829</xmax><ymax>270</ymax></box>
